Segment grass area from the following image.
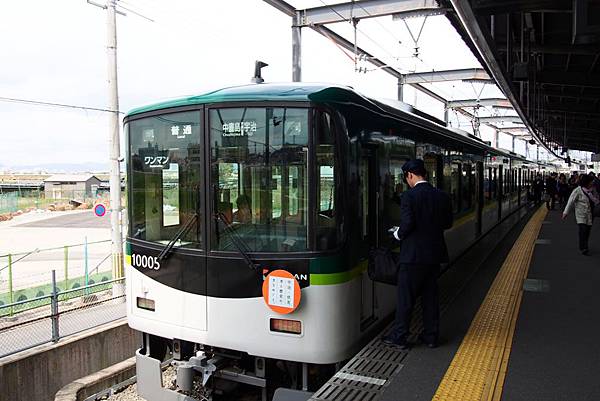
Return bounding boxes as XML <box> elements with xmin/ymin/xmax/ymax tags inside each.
<box><xmin>0</xmin><ymin>271</ymin><xmax>114</xmax><ymax>316</ymax></box>
<box><xmin>17</xmin><ymin>197</ymin><xmax>58</xmax><ymax>210</ymax></box>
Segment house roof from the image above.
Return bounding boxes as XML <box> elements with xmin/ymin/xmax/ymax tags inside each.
<box><xmin>43</xmin><ymin>174</ymin><xmax>100</xmax><ymax>183</ymax></box>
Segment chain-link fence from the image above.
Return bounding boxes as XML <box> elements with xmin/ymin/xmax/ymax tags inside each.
<box><xmin>0</xmin><ymin>239</ymin><xmax>113</xmax><ymax>316</ymax></box>
<box><xmin>0</xmin><ymin>275</ymin><xmax>126</xmax><ymax>358</ymax></box>
<box><xmin>0</xmin><ymin>190</ymin><xmax>112</xmax><ymax>216</ymax></box>
<box><xmin>0</xmin><ymin>193</ymin><xmax>18</xmax><ymax>215</ymax></box>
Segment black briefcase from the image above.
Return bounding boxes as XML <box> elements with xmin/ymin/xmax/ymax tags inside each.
<box><xmin>368</xmin><ymin>247</ymin><xmax>400</xmax><ymax>285</ymax></box>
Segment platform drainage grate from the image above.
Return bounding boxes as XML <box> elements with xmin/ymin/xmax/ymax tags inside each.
<box><xmin>310</xmin><ymin>339</ymin><xmax>407</xmax><ymax>401</ymax></box>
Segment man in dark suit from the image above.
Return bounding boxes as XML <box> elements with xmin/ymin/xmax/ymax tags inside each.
<box><xmin>383</xmin><ymin>159</ymin><xmax>453</xmax><ymax>349</ymax></box>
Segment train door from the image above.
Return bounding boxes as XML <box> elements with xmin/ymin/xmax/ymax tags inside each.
<box><xmin>423</xmin><ymin>153</ymin><xmax>442</xmax><ymax>189</ymax></box>
<box><xmin>497</xmin><ymin>164</ymin><xmax>503</xmax><ymax>221</ymax></box>
<box><xmin>517</xmin><ymin>168</ymin><xmax>522</xmax><ymax>206</ymax></box>
<box><xmin>476</xmin><ymin>161</ymin><xmax>484</xmax><ymax>236</ymax></box>
<box><xmin>359</xmin><ymin>145</ymin><xmax>378</xmax><ymax>327</ymax></box>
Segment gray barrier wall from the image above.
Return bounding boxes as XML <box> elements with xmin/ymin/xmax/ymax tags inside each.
<box><xmin>0</xmin><ymin>319</ymin><xmax>139</xmax><ymax>401</ymax></box>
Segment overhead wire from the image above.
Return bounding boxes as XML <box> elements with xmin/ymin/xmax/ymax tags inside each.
<box><xmin>0</xmin><ymin>96</ymin><xmax>123</xmax><ymax>114</ymax></box>
<box><xmin>317</xmin><ymin>0</ymin><xmax>490</xmax><ymax>112</ymax></box>
<box><xmin>316</xmin><ymin>0</ymin><xmax>410</xmax><ymax>70</ymax></box>
<box><xmin>116</xmin><ymin>1</ymin><xmax>155</xmax><ymax>22</ymax></box>
<box><xmin>316</xmin><ymin>0</ymin><xmax>467</xmax><ymax>120</ymax></box>
<box><xmin>339</xmin><ymin>0</ymin><xmax>509</xmax><ymax>121</ymax></box>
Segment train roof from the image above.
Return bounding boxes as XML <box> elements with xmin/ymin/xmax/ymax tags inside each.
<box><xmin>126</xmin><ymin>83</ymin><xmax>534</xmax><ymax>163</ymax></box>
<box><xmin>126</xmin><ymin>83</ymin><xmax>338</xmax><ymax>116</ymax></box>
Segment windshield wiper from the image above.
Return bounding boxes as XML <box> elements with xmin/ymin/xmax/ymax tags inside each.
<box><xmin>214</xmin><ymin>212</ymin><xmax>259</xmax><ymax>273</ymax></box>
<box><xmin>157</xmin><ymin>213</ymin><xmax>198</xmax><ymax>260</ymax></box>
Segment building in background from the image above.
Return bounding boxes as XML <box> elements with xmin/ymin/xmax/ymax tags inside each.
<box><xmin>43</xmin><ymin>174</ymin><xmax>102</xmax><ymax>200</ymax></box>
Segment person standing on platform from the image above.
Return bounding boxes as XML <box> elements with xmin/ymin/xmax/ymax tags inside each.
<box><xmin>533</xmin><ymin>174</ymin><xmax>544</xmax><ymax>205</ymax></box>
<box><xmin>545</xmin><ymin>172</ymin><xmax>558</xmax><ymax>210</ymax></box>
<box><xmin>557</xmin><ymin>173</ymin><xmax>570</xmax><ymax>209</ymax></box>
<box><xmin>563</xmin><ymin>174</ymin><xmax>597</xmax><ymax>256</ymax></box>
<box><xmin>384</xmin><ymin>159</ymin><xmax>453</xmax><ymax>349</ymax></box>
<box><xmin>590</xmin><ymin>172</ymin><xmax>600</xmax><ymax>197</ymax></box>
<box><xmin>568</xmin><ymin>172</ymin><xmax>579</xmax><ymax>194</ymax></box>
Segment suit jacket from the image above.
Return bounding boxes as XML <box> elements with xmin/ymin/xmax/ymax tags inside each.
<box><xmin>396</xmin><ymin>182</ymin><xmax>453</xmax><ymax>265</ymax></box>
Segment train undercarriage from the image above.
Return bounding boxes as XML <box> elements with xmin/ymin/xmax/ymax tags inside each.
<box><xmin>136</xmin><ymin>334</ymin><xmax>332</xmax><ymax>401</ymax></box>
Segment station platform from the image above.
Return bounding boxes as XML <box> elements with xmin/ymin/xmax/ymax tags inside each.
<box><xmin>310</xmin><ymin>204</ymin><xmax>600</xmax><ymax>401</ymax></box>
<box><xmin>378</xmin><ymin>205</ymin><xmax>600</xmax><ymax>401</ymax></box>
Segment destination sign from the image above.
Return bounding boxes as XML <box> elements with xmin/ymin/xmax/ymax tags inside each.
<box><xmin>222</xmin><ymin>121</ymin><xmax>257</xmax><ymax>137</ymax></box>
<box><xmin>171</xmin><ymin>124</ymin><xmax>192</xmax><ymax>139</ymax></box>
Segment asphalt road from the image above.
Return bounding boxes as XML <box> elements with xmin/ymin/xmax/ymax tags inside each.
<box><xmin>16</xmin><ymin>210</ymin><xmax>111</xmax><ymax>229</ymax></box>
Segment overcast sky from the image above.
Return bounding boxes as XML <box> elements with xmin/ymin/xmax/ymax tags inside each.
<box><xmin>1</xmin><ymin>0</ymin><xmax>560</xmax><ymax>171</ymax></box>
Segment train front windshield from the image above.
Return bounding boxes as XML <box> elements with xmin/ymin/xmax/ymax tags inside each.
<box><xmin>210</xmin><ymin>107</ymin><xmax>309</xmax><ymax>252</ymax></box>
<box><xmin>128</xmin><ymin>111</ymin><xmax>203</xmax><ymax>249</ymax></box>
<box><xmin>127</xmin><ymin>106</ymin><xmax>335</xmax><ymax>253</ymax></box>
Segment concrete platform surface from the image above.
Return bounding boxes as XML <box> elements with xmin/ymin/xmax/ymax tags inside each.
<box><xmin>378</xmin><ymin>207</ymin><xmax>600</xmax><ymax>401</ymax></box>
<box><xmin>501</xmin><ymin>210</ymin><xmax>600</xmax><ymax>401</ymax></box>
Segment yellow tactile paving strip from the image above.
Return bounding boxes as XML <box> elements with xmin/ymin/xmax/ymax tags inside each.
<box><xmin>432</xmin><ymin>206</ymin><xmax>547</xmax><ymax>401</ymax></box>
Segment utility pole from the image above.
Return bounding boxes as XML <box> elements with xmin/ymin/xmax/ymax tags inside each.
<box><xmin>89</xmin><ymin>0</ymin><xmax>124</xmax><ymax>293</ymax></box>
<box><xmin>107</xmin><ymin>0</ymin><xmax>124</xmax><ymax>295</ymax></box>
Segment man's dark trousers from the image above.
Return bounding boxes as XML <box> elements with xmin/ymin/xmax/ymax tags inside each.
<box><xmin>395</xmin><ymin>263</ymin><xmax>440</xmax><ymax>343</ymax></box>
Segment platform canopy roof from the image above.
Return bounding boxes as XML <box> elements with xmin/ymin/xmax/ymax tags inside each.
<box><xmin>264</xmin><ymin>0</ymin><xmax>600</xmax><ymax>158</ymax></box>
<box><xmin>445</xmin><ymin>0</ymin><xmax>600</xmax><ymax>153</ymax></box>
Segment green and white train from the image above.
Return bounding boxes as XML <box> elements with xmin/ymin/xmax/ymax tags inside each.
<box><xmin>125</xmin><ymin>83</ymin><xmax>548</xmax><ymax>400</ymax></box>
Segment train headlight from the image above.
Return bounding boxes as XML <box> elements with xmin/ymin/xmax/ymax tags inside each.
<box><xmin>136</xmin><ymin>296</ymin><xmax>156</xmax><ymax>311</ymax></box>
<box><xmin>270</xmin><ymin>318</ymin><xmax>302</xmax><ymax>334</ymax></box>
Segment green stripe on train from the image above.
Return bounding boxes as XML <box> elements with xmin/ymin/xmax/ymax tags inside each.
<box><xmin>310</xmin><ymin>261</ymin><xmax>367</xmax><ymax>285</ymax></box>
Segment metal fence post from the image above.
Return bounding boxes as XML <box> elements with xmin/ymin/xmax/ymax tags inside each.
<box><xmin>8</xmin><ymin>254</ymin><xmax>13</xmax><ymax>317</ymax></box>
<box><xmin>51</xmin><ymin>270</ymin><xmax>60</xmax><ymax>342</ymax></box>
<box><xmin>84</xmin><ymin>236</ymin><xmax>89</xmax><ymax>295</ymax></box>
<box><xmin>63</xmin><ymin>246</ymin><xmax>69</xmax><ymax>291</ymax></box>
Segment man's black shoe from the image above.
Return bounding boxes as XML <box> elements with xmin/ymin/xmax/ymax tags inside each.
<box><xmin>417</xmin><ymin>334</ymin><xmax>438</xmax><ymax>349</ymax></box>
<box><xmin>382</xmin><ymin>334</ymin><xmax>410</xmax><ymax>350</ymax></box>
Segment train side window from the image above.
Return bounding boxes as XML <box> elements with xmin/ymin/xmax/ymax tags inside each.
<box><xmin>492</xmin><ymin>168</ymin><xmax>498</xmax><ymax>199</ymax></box>
<box><xmin>316</xmin><ymin>111</ymin><xmax>339</xmax><ymax>250</ymax></box>
<box><xmin>484</xmin><ymin>167</ymin><xmax>493</xmax><ymax>201</ymax></box>
<box><xmin>423</xmin><ymin>153</ymin><xmax>438</xmax><ymax>188</ymax></box>
<box><xmin>359</xmin><ymin>157</ymin><xmax>369</xmax><ymax>240</ymax></box>
<box><xmin>382</xmin><ymin>138</ymin><xmax>416</xmax><ymax>246</ymax></box>
<box><xmin>444</xmin><ymin>161</ymin><xmax>460</xmax><ymax>214</ymax></box>
<box><xmin>461</xmin><ymin>163</ymin><xmax>474</xmax><ymax>211</ymax></box>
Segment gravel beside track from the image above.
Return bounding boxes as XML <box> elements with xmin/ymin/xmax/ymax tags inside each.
<box><xmin>101</xmin><ymin>367</ymin><xmax>209</xmax><ymax>401</ymax></box>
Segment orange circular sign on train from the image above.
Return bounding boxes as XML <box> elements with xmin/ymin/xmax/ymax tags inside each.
<box><xmin>262</xmin><ymin>269</ymin><xmax>301</xmax><ymax>314</ymax></box>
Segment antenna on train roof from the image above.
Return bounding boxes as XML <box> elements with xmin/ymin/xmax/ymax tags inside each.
<box><xmin>251</xmin><ymin>60</ymin><xmax>268</xmax><ymax>84</ymax></box>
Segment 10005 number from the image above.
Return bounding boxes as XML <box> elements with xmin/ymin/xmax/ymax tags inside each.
<box><xmin>131</xmin><ymin>254</ymin><xmax>161</xmax><ymax>270</ymax></box>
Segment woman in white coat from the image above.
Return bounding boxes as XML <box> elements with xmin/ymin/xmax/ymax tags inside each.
<box><xmin>562</xmin><ymin>174</ymin><xmax>598</xmax><ymax>255</ymax></box>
